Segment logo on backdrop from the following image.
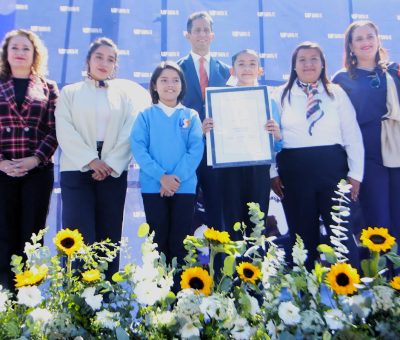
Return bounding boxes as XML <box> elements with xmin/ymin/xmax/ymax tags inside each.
<box><xmin>257</xmin><ymin>11</ymin><xmax>276</xmax><ymax>17</ymax></box>
<box><xmin>280</xmin><ymin>32</ymin><xmax>299</xmax><ymax>38</ymax></box>
<box><xmin>59</xmin><ymin>5</ymin><xmax>80</xmax><ymax>12</ymax></box>
<box><xmin>133</xmin><ymin>29</ymin><xmax>153</xmax><ymax>35</ymax></box>
<box><xmin>111</xmin><ymin>8</ymin><xmax>130</xmax><ymax>14</ymax></box>
<box><xmin>304</xmin><ymin>12</ymin><xmax>322</xmax><ymax>18</ymax></box>
<box><xmin>209</xmin><ymin>10</ymin><xmax>228</xmax><ymax>16</ymax></box>
<box><xmin>82</xmin><ymin>28</ymin><xmax>102</xmax><ymax>34</ymax></box>
<box><xmin>160</xmin><ymin>9</ymin><xmax>179</xmax><ymax>15</ymax></box>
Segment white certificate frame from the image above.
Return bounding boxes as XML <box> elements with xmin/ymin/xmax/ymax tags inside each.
<box><xmin>205</xmin><ymin>86</ymin><xmax>274</xmax><ymax>168</ymax></box>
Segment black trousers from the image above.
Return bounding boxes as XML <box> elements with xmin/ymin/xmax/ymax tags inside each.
<box><xmin>142</xmin><ymin>193</ymin><xmax>196</xmax><ymax>266</ymax></box>
<box><xmin>60</xmin><ymin>171</ymin><xmax>127</xmax><ymax>279</ymax></box>
<box><xmin>277</xmin><ymin>145</ymin><xmax>359</xmax><ymax>270</ymax></box>
<box><xmin>221</xmin><ymin>165</ymin><xmax>270</xmax><ymax>241</ymax></box>
<box><xmin>0</xmin><ymin>164</ymin><xmax>54</xmax><ymax>290</ymax></box>
<box><xmin>196</xmin><ymin>150</ymin><xmax>224</xmax><ymax>229</ymax></box>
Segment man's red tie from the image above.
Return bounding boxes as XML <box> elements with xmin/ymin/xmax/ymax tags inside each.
<box><xmin>199</xmin><ymin>57</ymin><xmax>208</xmax><ymax>100</ymax></box>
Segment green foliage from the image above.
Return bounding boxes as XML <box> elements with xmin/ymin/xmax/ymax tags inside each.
<box><xmin>317</xmin><ymin>244</ymin><xmax>338</xmax><ymax>264</ymax></box>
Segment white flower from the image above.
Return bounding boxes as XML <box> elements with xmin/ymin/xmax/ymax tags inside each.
<box><xmin>372</xmin><ymin>285</ymin><xmax>394</xmax><ymax>312</ymax></box>
<box><xmin>266</xmin><ymin>320</ymin><xmax>278</xmax><ymax>339</ymax></box>
<box><xmin>180</xmin><ymin>322</ymin><xmax>200</xmax><ymax>339</ymax></box>
<box><xmin>324</xmin><ymin>309</ymin><xmax>346</xmax><ymax>330</ymax></box>
<box><xmin>142</xmin><ymin>250</ymin><xmax>160</xmax><ymax>266</ymax></box>
<box><xmin>292</xmin><ymin>236</ymin><xmax>308</xmax><ymax>267</ymax></box>
<box><xmin>151</xmin><ymin>310</ymin><xmax>176</xmax><ymax>327</ymax></box>
<box><xmin>230</xmin><ymin>316</ymin><xmax>252</xmax><ymax>340</ymax></box>
<box><xmin>194</xmin><ymin>224</ymin><xmax>209</xmax><ymax>256</ymax></box>
<box><xmin>0</xmin><ymin>290</ymin><xmax>8</xmax><ymax>312</ymax></box>
<box><xmin>300</xmin><ymin>309</ymin><xmax>324</xmax><ymax>333</ymax></box>
<box><xmin>134</xmin><ymin>279</ymin><xmax>171</xmax><ymax>306</ymax></box>
<box><xmin>198</xmin><ymin>294</ymin><xmax>237</xmax><ymax>326</ymax></box>
<box><xmin>17</xmin><ymin>286</ymin><xmax>42</xmax><ymax>308</ymax></box>
<box><xmin>347</xmin><ymin>294</ymin><xmax>370</xmax><ymax>319</ymax></box>
<box><xmin>278</xmin><ymin>301</ymin><xmax>301</xmax><ymax>325</ymax></box>
<box><xmin>81</xmin><ymin>287</ymin><xmax>103</xmax><ymax>311</ymax></box>
<box><xmin>134</xmin><ymin>281</ymin><xmax>159</xmax><ymax>306</ymax></box>
<box><xmin>307</xmin><ymin>276</ymin><xmax>319</xmax><ymax>298</ymax></box>
<box><xmin>249</xmin><ymin>295</ymin><xmax>260</xmax><ymax>316</ymax></box>
<box><xmin>133</xmin><ymin>265</ymin><xmax>159</xmax><ymax>282</ymax></box>
<box><xmin>261</xmin><ymin>246</ymin><xmax>285</xmax><ymax>288</ymax></box>
<box><xmin>95</xmin><ymin>310</ymin><xmax>119</xmax><ymax>330</ymax></box>
<box><xmin>175</xmin><ymin>289</ymin><xmax>202</xmax><ymax>321</ymax></box>
<box><xmin>29</xmin><ymin>308</ymin><xmax>52</xmax><ymax>324</ymax></box>
<box><xmin>199</xmin><ymin>295</ymin><xmax>220</xmax><ymax>321</ymax></box>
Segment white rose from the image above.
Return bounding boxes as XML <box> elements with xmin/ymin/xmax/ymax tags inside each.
<box><xmin>17</xmin><ymin>286</ymin><xmax>42</xmax><ymax>308</ymax></box>
<box><xmin>81</xmin><ymin>287</ymin><xmax>103</xmax><ymax>311</ymax></box>
<box><xmin>324</xmin><ymin>309</ymin><xmax>346</xmax><ymax>330</ymax></box>
<box><xmin>278</xmin><ymin>301</ymin><xmax>301</xmax><ymax>325</ymax></box>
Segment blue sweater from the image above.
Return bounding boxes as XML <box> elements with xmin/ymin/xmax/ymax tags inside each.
<box><xmin>130</xmin><ymin>105</ymin><xmax>204</xmax><ymax>193</ymax></box>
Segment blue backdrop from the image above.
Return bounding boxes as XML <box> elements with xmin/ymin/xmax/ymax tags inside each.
<box><xmin>1</xmin><ymin>0</ymin><xmax>399</xmax><ymax>262</ymax></box>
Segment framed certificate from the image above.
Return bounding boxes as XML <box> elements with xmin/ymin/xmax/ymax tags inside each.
<box><xmin>205</xmin><ymin>86</ymin><xmax>274</xmax><ymax>168</ymax></box>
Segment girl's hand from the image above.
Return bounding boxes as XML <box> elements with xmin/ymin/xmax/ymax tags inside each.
<box><xmin>160</xmin><ymin>174</ymin><xmax>180</xmax><ymax>193</ymax></box>
<box><xmin>271</xmin><ymin>176</ymin><xmax>284</xmax><ymax>199</ymax></box>
<box><xmin>265</xmin><ymin>119</ymin><xmax>282</xmax><ymax>141</ymax></box>
<box><xmin>89</xmin><ymin>159</ymin><xmax>113</xmax><ymax>179</ymax></box>
<box><xmin>160</xmin><ymin>187</ymin><xmax>174</xmax><ymax>197</ymax></box>
<box><xmin>348</xmin><ymin>177</ymin><xmax>360</xmax><ymax>201</ymax></box>
<box><xmin>202</xmin><ymin>118</ymin><xmax>214</xmax><ymax>134</ymax></box>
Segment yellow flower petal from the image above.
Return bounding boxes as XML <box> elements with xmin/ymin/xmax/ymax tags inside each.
<box><xmin>236</xmin><ymin>262</ymin><xmax>262</xmax><ymax>284</ymax></box>
<box><xmin>180</xmin><ymin>267</ymin><xmax>212</xmax><ymax>296</ymax></box>
<box><xmin>360</xmin><ymin>227</ymin><xmax>396</xmax><ymax>253</ymax></box>
<box><xmin>54</xmin><ymin>228</ymin><xmax>84</xmax><ymax>256</ymax></box>
<box><xmin>204</xmin><ymin>227</ymin><xmax>231</xmax><ymax>244</ymax></box>
<box><xmin>326</xmin><ymin>263</ymin><xmax>360</xmax><ymax>295</ymax></box>
<box><xmin>15</xmin><ymin>264</ymin><xmax>48</xmax><ymax>288</ymax></box>
<box><xmin>82</xmin><ymin>269</ymin><xmax>101</xmax><ymax>283</ymax></box>
<box><xmin>390</xmin><ymin>276</ymin><xmax>400</xmax><ymax>290</ymax></box>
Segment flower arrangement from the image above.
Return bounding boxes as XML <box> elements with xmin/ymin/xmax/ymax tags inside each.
<box><xmin>0</xmin><ymin>181</ymin><xmax>400</xmax><ymax>339</ymax></box>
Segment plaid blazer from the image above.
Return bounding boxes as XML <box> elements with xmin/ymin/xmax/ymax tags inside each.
<box><xmin>0</xmin><ymin>75</ymin><xmax>59</xmax><ymax>163</ymax></box>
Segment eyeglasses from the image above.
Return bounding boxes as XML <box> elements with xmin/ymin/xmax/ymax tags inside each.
<box><xmin>368</xmin><ymin>71</ymin><xmax>381</xmax><ymax>88</ymax></box>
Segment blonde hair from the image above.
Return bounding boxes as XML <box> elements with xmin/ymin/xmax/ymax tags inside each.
<box><xmin>0</xmin><ymin>29</ymin><xmax>48</xmax><ymax>79</ymax></box>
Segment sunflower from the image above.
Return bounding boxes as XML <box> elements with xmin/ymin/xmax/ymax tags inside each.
<box><xmin>326</xmin><ymin>263</ymin><xmax>360</xmax><ymax>295</ymax></box>
<box><xmin>15</xmin><ymin>265</ymin><xmax>48</xmax><ymax>288</ymax></box>
<box><xmin>360</xmin><ymin>227</ymin><xmax>396</xmax><ymax>252</ymax></box>
<box><xmin>204</xmin><ymin>227</ymin><xmax>230</xmax><ymax>244</ymax></box>
<box><xmin>390</xmin><ymin>276</ymin><xmax>400</xmax><ymax>290</ymax></box>
<box><xmin>180</xmin><ymin>267</ymin><xmax>212</xmax><ymax>296</ymax></box>
<box><xmin>54</xmin><ymin>228</ymin><xmax>84</xmax><ymax>256</ymax></box>
<box><xmin>82</xmin><ymin>269</ymin><xmax>101</xmax><ymax>283</ymax></box>
<box><xmin>236</xmin><ymin>262</ymin><xmax>262</xmax><ymax>284</ymax></box>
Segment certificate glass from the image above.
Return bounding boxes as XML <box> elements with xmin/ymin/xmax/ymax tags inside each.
<box><xmin>205</xmin><ymin>86</ymin><xmax>274</xmax><ymax>168</ymax></box>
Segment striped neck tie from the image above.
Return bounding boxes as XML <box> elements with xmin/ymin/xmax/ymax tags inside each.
<box><xmin>297</xmin><ymin>79</ymin><xmax>324</xmax><ymax>136</ymax></box>
<box><xmin>199</xmin><ymin>57</ymin><xmax>208</xmax><ymax>100</ymax></box>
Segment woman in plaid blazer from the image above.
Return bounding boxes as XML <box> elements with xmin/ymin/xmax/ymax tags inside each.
<box><xmin>0</xmin><ymin>29</ymin><xmax>58</xmax><ymax>290</ymax></box>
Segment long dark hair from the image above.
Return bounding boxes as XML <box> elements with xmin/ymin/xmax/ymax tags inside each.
<box><xmin>149</xmin><ymin>61</ymin><xmax>186</xmax><ymax>104</ymax></box>
<box><xmin>281</xmin><ymin>41</ymin><xmax>333</xmax><ymax>106</ymax></box>
<box><xmin>86</xmin><ymin>37</ymin><xmax>118</xmax><ymax>77</ymax></box>
<box><xmin>343</xmin><ymin>20</ymin><xmax>388</xmax><ymax>78</ymax></box>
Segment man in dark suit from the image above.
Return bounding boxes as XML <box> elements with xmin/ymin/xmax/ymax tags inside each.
<box><xmin>177</xmin><ymin>11</ymin><xmax>230</xmax><ymax>231</ymax></box>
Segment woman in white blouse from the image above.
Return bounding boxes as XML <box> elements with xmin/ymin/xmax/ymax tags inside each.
<box><xmin>55</xmin><ymin>37</ymin><xmax>150</xmax><ymax>278</ymax></box>
<box><xmin>271</xmin><ymin>41</ymin><xmax>364</xmax><ymax>269</ymax></box>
